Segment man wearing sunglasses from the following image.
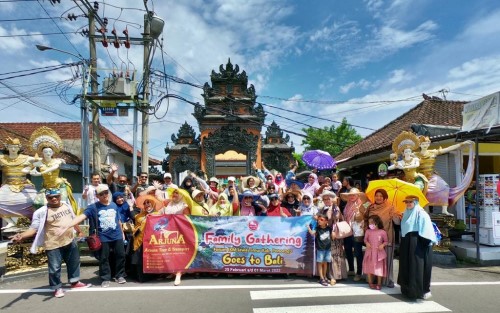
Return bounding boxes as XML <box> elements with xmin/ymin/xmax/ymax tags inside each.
<box><xmin>56</xmin><ymin>184</ymin><xmax>126</xmax><ymax>288</ymax></box>
<box><xmin>131</xmin><ymin>172</ymin><xmax>149</xmax><ymax>197</ymax></box>
<box><xmin>10</xmin><ymin>189</ymin><xmax>91</xmax><ymax>298</ymax></box>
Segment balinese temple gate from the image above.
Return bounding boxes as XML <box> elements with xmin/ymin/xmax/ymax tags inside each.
<box><xmin>165</xmin><ymin>59</ymin><xmax>294</xmax><ymax>182</ymax></box>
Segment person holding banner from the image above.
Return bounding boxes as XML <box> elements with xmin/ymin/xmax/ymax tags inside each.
<box><xmin>158</xmin><ymin>186</ymin><xmax>192</xmax><ymax>285</ymax></box>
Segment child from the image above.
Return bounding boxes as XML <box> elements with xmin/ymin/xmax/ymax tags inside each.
<box><xmin>308</xmin><ymin>213</ymin><xmax>332</xmax><ymax>286</ymax></box>
<box><xmin>362</xmin><ymin>215</ymin><xmax>388</xmax><ymax>290</ymax></box>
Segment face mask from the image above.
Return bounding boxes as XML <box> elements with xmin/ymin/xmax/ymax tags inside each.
<box><xmin>368</xmin><ymin>224</ymin><xmax>376</xmax><ymax>230</ymax></box>
<box><xmin>276</xmin><ymin>176</ymin><xmax>282</xmax><ymax>181</ymax></box>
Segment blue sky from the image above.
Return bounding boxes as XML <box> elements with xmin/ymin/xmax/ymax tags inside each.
<box><xmin>1</xmin><ymin>0</ymin><xmax>500</xmax><ymax>161</ymax></box>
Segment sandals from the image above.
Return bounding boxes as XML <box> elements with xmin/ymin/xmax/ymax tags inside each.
<box><xmin>369</xmin><ymin>283</ymin><xmax>376</xmax><ymax>289</ymax></box>
<box><xmin>376</xmin><ymin>285</ymin><xmax>381</xmax><ymax>290</ymax></box>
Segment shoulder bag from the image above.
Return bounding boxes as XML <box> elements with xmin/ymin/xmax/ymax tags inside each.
<box><xmin>86</xmin><ymin>205</ymin><xmax>102</xmax><ymax>251</ymax></box>
<box><xmin>333</xmin><ymin>221</ymin><xmax>352</xmax><ymax>239</ymax></box>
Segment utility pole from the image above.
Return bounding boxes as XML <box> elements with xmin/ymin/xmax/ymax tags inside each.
<box><xmin>141</xmin><ymin>13</ymin><xmax>151</xmax><ymax>174</ymax></box>
<box><xmin>89</xmin><ymin>8</ymin><xmax>101</xmax><ymax>175</ymax></box>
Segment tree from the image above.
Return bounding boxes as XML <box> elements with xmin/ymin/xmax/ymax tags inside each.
<box><xmin>301</xmin><ymin>118</ymin><xmax>363</xmax><ymax>157</ymax></box>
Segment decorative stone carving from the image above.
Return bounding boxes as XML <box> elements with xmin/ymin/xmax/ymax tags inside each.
<box><xmin>263</xmin><ymin>150</ymin><xmax>292</xmax><ymax>175</ymax></box>
<box><xmin>203</xmin><ymin>125</ymin><xmax>259</xmax><ymax>178</ymax></box>
<box><xmin>172</xmin><ymin>147</ymin><xmax>200</xmax><ymax>183</ymax></box>
<box><xmin>265</xmin><ymin>121</ymin><xmax>290</xmax><ymax>144</ymax></box>
<box><xmin>171</xmin><ymin>122</ymin><xmax>199</xmax><ymax>145</ymax></box>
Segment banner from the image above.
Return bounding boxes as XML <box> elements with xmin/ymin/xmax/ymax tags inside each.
<box><xmin>142</xmin><ymin>215</ymin><xmax>315</xmax><ymax>275</ymax></box>
<box><xmin>462</xmin><ymin>91</ymin><xmax>500</xmax><ymax>133</ymax></box>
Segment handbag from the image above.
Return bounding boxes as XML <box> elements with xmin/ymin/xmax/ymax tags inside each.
<box><xmin>86</xmin><ymin>205</ymin><xmax>102</xmax><ymax>251</ymax></box>
<box><xmin>334</xmin><ymin>221</ymin><xmax>352</xmax><ymax>239</ymax></box>
<box><xmin>86</xmin><ymin>233</ymin><xmax>102</xmax><ymax>251</ymax></box>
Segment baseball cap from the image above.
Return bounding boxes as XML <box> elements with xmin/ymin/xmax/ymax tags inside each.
<box><xmin>45</xmin><ymin>188</ymin><xmax>61</xmax><ymax>196</ymax></box>
<box><xmin>164</xmin><ymin>172</ymin><xmax>172</xmax><ymax>178</ymax></box>
<box><xmin>228</xmin><ymin>176</ymin><xmax>236</xmax><ymax>182</ymax></box>
<box><xmin>95</xmin><ymin>184</ymin><xmax>109</xmax><ymax>194</ymax></box>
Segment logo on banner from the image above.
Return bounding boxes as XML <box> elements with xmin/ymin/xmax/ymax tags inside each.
<box><xmin>248</xmin><ymin>220</ymin><xmax>259</xmax><ymax>231</ymax></box>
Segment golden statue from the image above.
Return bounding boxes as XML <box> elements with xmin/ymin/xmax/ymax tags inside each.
<box><xmin>0</xmin><ymin>137</ymin><xmax>37</xmax><ymax>229</ymax></box>
<box><xmin>388</xmin><ymin>131</ymin><xmax>428</xmax><ymax>192</ymax></box>
<box><xmin>28</xmin><ymin>127</ymin><xmax>78</xmax><ymax>213</ymax></box>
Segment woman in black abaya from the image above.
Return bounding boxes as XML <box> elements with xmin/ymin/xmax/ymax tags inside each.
<box><xmin>398</xmin><ymin>195</ymin><xmax>438</xmax><ymax>300</ymax></box>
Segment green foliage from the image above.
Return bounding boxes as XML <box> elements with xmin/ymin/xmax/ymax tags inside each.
<box><xmin>301</xmin><ymin>117</ymin><xmax>363</xmax><ymax>156</ymax></box>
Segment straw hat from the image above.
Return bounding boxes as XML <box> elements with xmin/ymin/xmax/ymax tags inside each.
<box><xmin>320</xmin><ymin>190</ymin><xmax>337</xmax><ymax>199</ymax></box>
<box><xmin>340</xmin><ymin>187</ymin><xmax>366</xmax><ymax>201</ymax></box>
<box><xmin>403</xmin><ymin>195</ymin><xmax>419</xmax><ymax>202</ymax></box>
<box><xmin>241</xmin><ymin>176</ymin><xmax>261</xmax><ymax>189</ymax></box>
<box><xmin>136</xmin><ymin>195</ymin><xmax>162</xmax><ymax>211</ymax></box>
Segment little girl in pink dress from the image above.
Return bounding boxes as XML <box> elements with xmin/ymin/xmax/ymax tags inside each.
<box><xmin>362</xmin><ymin>214</ymin><xmax>388</xmax><ymax>290</ymax></box>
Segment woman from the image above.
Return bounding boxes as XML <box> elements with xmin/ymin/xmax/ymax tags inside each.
<box><xmin>303</xmin><ymin>173</ymin><xmax>320</xmax><ymax>196</ymax></box>
<box><xmin>28</xmin><ymin>127</ymin><xmax>78</xmax><ymax>213</ymax></box>
<box><xmin>113</xmin><ymin>192</ymin><xmax>134</xmax><ymax>257</ymax></box>
<box><xmin>297</xmin><ymin>191</ymin><xmax>318</xmax><ymax>216</ymax></box>
<box><xmin>266</xmin><ymin>193</ymin><xmax>291</xmax><ymax>217</ymax></box>
<box><xmin>281</xmin><ymin>190</ymin><xmax>300</xmax><ymax>216</ymax></box>
<box><xmin>364</xmin><ymin>189</ymin><xmax>401</xmax><ymax>287</ymax></box>
<box><xmin>131</xmin><ymin>195</ymin><xmax>161</xmax><ymax>282</ymax></box>
<box><xmin>341</xmin><ymin>187</ymin><xmax>367</xmax><ymax>281</ymax></box>
<box><xmin>398</xmin><ymin>195</ymin><xmax>437</xmax><ymax>300</ymax></box>
<box><xmin>238</xmin><ymin>190</ymin><xmax>266</xmax><ymax>216</ymax></box>
<box><xmin>158</xmin><ymin>186</ymin><xmax>192</xmax><ymax>286</ymax></box>
<box><xmin>208</xmin><ymin>193</ymin><xmax>236</xmax><ymax>216</ymax></box>
<box><xmin>243</xmin><ymin>176</ymin><xmax>265</xmax><ymax>195</ymax></box>
<box><xmin>191</xmin><ymin>189</ymin><xmax>210</xmax><ymax>216</ymax></box>
<box><xmin>159</xmin><ymin>187</ymin><xmax>191</xmax><ymax>215</ymax></box>
<box><xmin>330</xmin><ymin>202</ymin><xmax>348</xmax><ymax>284</ymax></box>
<box><xmin>180</xmin><ymin>176</ymin><xmax>197</xmax><ymax>194</ymax></box>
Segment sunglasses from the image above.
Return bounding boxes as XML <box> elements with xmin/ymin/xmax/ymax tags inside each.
<box><xmin>403</xmin><ymin>200</ymin><xmax>414</xmax><ymax>203</ymax></box>
<box><xmin>244</xmin><ymin>196</ymin><xmax>253</xmax><ymax>199</ymax></box>
<box><xmin>98</xmin><ymin>191</ymin><xmax>109</xmax><ymax>196</ymax></box>
<box><xmin>140</xmin><ymin>176</ymin><xmax>148</xmax><ymax>178</ymax></box>
<box><xmin>302</xmin><ymin>197</ymin><xmax>311</xmax><ymax>200</ymax></box>
<box><xmin>47</xmin><ymin>195</ymin><xmax>60</xmax><ymax>200</ymax></box>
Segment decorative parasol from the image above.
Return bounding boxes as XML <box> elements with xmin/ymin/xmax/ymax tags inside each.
<box><xmin>365</xmin><ymin>178</ymin><xmax>429</xmax><ymax>213</ymax></box>
<box><xmin>302</xmin><ymin>150</ymin><xmax>336</xmax><ymax>170</ymax></box>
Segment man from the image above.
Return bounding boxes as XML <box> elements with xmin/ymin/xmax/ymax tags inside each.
<box><xmin>82</xmin><ymin>172</ymin><xmax>101</xmax><ymax>205</ymax></box>
<box><xmin>9</xmin><ymin>189</ymin><xmax>91</xmax><ymax>298</ymax></box>
<box><xmin>338</xmin><ymin>176</ymin><xmax>353</xmax><ymax>214</ymax></box>
<box><xmin>57</xmin><ymin>184</ymin><xmax>126</xmax><ymax>288</ymax></box>
<box><xmin>131</xmin><ymin>172</ymin><xmax>149</xmax><ymax>197</ymax></box>
<box><xmin>161</xmin><ymin>172</ymin><xmax>177</xmax><ymax>190</ymax></box>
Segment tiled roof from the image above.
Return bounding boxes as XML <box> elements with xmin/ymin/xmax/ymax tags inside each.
<box><xmin>0</xmin><ymin>122</ymin><xmax>161</xmax><ymax>165</ymax></box>
<box><xmin>336</xmin><ymin>100</ymin><xmax>465</xmax><ymax>162</ymax></box>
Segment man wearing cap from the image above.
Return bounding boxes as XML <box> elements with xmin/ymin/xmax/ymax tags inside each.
<box><xmin>224</xmin><ymin>176</ymin><xmax>239</xmax><ymax>196</ymax></box>
<box><xmin>10</xmin><ymin>189</ymin><xmax>91</xmax><ymax>298</ymax></box>
<box><xmin>56</xmin><ymin>184</ymin><xmax>126</xmax><ymax>288</ymax></box>
<box><xmin>161</xmin><ymin>172</ymin><xmax>177</xmax><ymax>191</ymax></box>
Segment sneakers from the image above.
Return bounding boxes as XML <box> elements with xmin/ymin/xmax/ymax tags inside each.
<box><xmin>422</xmin><ymin>292</ymin><xmax>432</xmax><ymax>300</ymax></box>
<box><xmin>54</xmin><ymin>288</ymin><xmax>65</xmax><ymax>298</ymax></box>
<box><xmin>70</xmin><ymin>281</ymin><xmax>92</xmax><ymax>289</ymax></box>
<box><xmin>101</xmin><ymin>281</ymin><xmax>110</xmax><ymax>288</ymax></box>
<box><xmin>174</xmin><ymin>273</ymin><xmax>182</xmax><ymax>286</ymax></box>
<box><xmin>115</xmin><ymin>277</ymin><xmax>127</xmax><ymax>284</ymax></box>
<box><xmin>353</xmin><ymin>274</ymin><xmax>362</xmax><ymax>281</ymax></box>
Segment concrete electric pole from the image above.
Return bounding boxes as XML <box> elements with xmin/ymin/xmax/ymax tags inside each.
<box><xmin>89</xmin><ymin>9</ymin><xmax>101</xmax><ymax>175</ymax></box>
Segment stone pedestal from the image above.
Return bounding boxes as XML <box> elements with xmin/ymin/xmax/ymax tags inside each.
<box><xmin>430</xmin><ymin>214</ymin><xmax>456</xmax><ymax>251</ymax></box>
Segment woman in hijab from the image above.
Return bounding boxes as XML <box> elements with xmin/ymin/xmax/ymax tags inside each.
<box><xmin>180</xmin><ymin>176</ymin><xmax>196</xmax><ymax>194</ymax></box>
<box><xmin>341</xmin><ymin>188</ymin><xmax>367</xmax><ymax>282</ymax></box>
<box><xmin>281</xmin><ymin>190</ymin><xmax>300</xmax><ymax>216</ymax></box>
<box><xmin>364</xmin><ymin>189</ymin><xmax>402</xmax><ymax>287</ymax></box>
<box><xmin>131</xmin><ymin>195</ymin><xmax>161</xmax><ymax>282</ymax></box>
<box><xmin>303</xmin><ymin>173</ymin><xmax>321</xmax><ymax>196</ymax></box>
<box><xmin>398</xmin><ymin>195</ymin><xmax>437</xmax><ymax>300</ymax></box>
<box><xmin>159</xmin><ymin>186</ymin><xmax>191</xmax><ymax>215</ymax></box>
<box><xmin>297</xmin><ymin>191</ymin><xmax>318</xmax><ymax>216</ymax></box>
<box><xmin>113</xmin><ymin>192</ymin><xmax>134</xmax><ymax>261</ymax></box>
<box><xmin>209</xmin><ymin>193</ymin><xmax>236</xmax><ymax>216</ymax></box>
<box><xmin>191</xmin><ymin>189</ymin><xmax>210</xmax><ymax>216</ymax></box>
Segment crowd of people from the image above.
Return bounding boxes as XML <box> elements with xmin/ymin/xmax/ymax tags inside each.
<box><xmin>9</xmin><ymin>161</ymin><xmax>438</xmax><ymax>301</ymax></box>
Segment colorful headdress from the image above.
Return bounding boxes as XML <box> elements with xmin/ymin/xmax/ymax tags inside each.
<box><xmin>418</xmin><ymin>135</ymin><xmax>431</xmax><ymax>144</ymax></box>
<box><xmin>392</xmin><ymin>131</ymin><xmax>420</xmax><ymax>155</ymax></box>
<box><xmin>29</xmin><ymin>126</ymin><xmax>63</xmax><ymax>155</ymax></box>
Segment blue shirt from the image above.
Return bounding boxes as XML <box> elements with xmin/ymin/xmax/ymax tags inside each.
<box><xmin>84</xmin><ymin>202</ymin><xmax>122</xmax><ymax>242</ymax></box>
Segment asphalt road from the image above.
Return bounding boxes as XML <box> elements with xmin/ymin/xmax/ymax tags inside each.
<box><xmin>1</xmin><ymin>261</ymin><xmax>500</xmax><ymax>313</ymax></box>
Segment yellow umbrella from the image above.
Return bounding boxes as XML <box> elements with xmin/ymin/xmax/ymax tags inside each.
<box><xmin>365</xmin><ymin>178</ymin><xmax>429</xmax><ymax>213</ymax></box>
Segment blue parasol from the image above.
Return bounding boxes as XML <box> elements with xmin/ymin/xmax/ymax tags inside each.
<box><xmin>302</xmin><ymin>149</ymin><xmax>336</xmax><ymax>170</ymax></box>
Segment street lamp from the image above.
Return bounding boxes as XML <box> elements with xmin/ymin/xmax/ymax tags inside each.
<box><xmin>35</xmin><ymin>44</ymin><xmax>91</xmax><ymax>189</ymax></box>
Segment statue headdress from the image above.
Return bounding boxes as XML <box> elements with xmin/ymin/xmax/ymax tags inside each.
<box><xmin>418</xmin><ymin>135</ymin><xmax>431</xmax><ymax>144</ymax></box>
<box><xmin>4</xmin><ymin>137</ymin><xmax>21</xmax><ymax>148</ymax></box>
<box><xmin>392</xmin><ymin>131</ymin><xmax>420</xmax><ymax>155</ymax></box>
<box><xmin>29</xmin><ymin>126</ymin><xmax>63</xmax><ymax>155</ymax></box>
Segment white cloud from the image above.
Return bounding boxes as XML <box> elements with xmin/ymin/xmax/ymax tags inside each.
<box><xmin>388</xmin><ymin>69</ymin><xmax>413</xmax><ymax>84</ymax></box>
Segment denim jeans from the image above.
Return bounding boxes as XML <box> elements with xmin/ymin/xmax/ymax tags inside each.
<box><xmin>45</xmin><ymin>240</ymin><xmax>80</xmax><ymax>290</ymax></box>
<box><xmin>99</xmin><ymin>239</ymin><xmax>125</xmax><ymax>281</ymax></box>
<box><xmin>344</xmin><ymin>235</ymin><xmax>363</xmax><ymax>275</ymax></box>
